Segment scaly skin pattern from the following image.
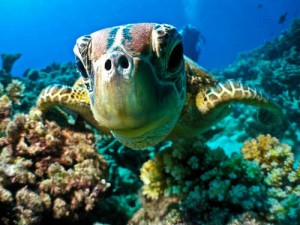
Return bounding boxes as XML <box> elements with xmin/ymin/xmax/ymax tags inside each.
<box><xmin>37</xmin><ymin>23</ymin><xmax>282</xmax><ymax>149</ymax></box>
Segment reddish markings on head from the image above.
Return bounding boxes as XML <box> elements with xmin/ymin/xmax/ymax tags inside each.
<box><xmin>130</xmin><ymin>24</ymin><xmax>154</xmax><ymax>55</ymax></box>
<box><xmin>90</xmin><ymin>28</ymin><xmax>111</xmax><ymax>60</ymax></box>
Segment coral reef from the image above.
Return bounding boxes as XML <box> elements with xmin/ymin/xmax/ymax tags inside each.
<box><xmin>227</xmin><ymin>212</ymin><xmax>271</xmax><ymax>225</ymax></box>
<box><xmin>242</xmin><ymin>135</ymin><xmax>300</xmax><ymax>224</ymax></box>
<box><xmin>0</xmin><ymin>95</ymin><xmax>12</xmax><ymax>135</ymax></box>
<box><xmin>132</xmin><ymin>137</ymin><xmax>269</xmax><ymax>225</ymax></box>
<box><xmin>0</xmin><ymin>18</ymin><xmax>298</xmax><ymax>225</ymax></box>
<box><xmin>18</xmin><ymin>62</ymin><xmax>79</xmax><ymax>114</ymax></box>
<box><xmin>210</xmin><ymin>18</ymin><xmax>300</xmax><ymax>154</ymax></box>
<box><xmin>133</xmin><ymin>135</ymin><xmax>300</xmax><ymax>225</ymax></box>
<box><xmin>0</xmin><ymin>57</ymin><xmax>78</xmax><ymax>115</ymax></box>
<box><xmin>0</xmin><ymin>107</ymin><xmax>110</xmax><ymax>224</ymax></box>
<box><xmin>93</xmin><ymin>133</ymin><xmax>151</xmax><ymax>224</ymax></box>
<box><xmin>4</xmin><ymin>79</ymin><xmax>25</xmax><ymax>105</ymax></box>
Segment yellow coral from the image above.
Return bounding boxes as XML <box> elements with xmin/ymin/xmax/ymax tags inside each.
<box><xmin>140</xmin><ymin>156</ymin><xmax>166</xmax><ymax>200</ymax></box>
<box><xmin>242</xmin><ymin>134</ymin><xmax>293</xmax><ymax>173</ymax></box>
<box><xmin>242</xmin><ymin>134</ymin><xmax>300</xmax><ymax>197</ymax></box>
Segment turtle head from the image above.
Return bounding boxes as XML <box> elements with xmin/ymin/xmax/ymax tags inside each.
<box><xmin>74</xmin><ymin>23</ymin><xmax>186</xmax><ymax>148</ymax></box>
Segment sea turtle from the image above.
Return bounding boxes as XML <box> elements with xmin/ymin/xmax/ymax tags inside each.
<box><xmin>37</xmin><ymin>23</ymin><xmax>282</xmax><ymax>149</ymax></box>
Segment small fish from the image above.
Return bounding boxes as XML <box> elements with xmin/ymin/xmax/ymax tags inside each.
<box><xmin>278</xmin><ymin>12</ymin><xmax>288</xmax><ymax>24</ymax></box>
<box><xmin>257</xmin><ymin>3</ymin><xmax>263</xmax><ymax>9</ymax></box>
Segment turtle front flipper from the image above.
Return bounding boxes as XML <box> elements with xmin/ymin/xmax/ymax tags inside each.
<box><xmin>36</xmin><ymin>84</ymin><xmax>109</xmax><ymax>133</ymax></box>
<box><xmin>196</xmin><ymin>80</ymin><xmax>283</xmax><ymax>125</ymax></box>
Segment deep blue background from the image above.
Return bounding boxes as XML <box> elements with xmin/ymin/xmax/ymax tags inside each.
<box><xmin>0</xmin><ymin>0</ymin><xmax>299</xmax><ymax>76</ymax></box>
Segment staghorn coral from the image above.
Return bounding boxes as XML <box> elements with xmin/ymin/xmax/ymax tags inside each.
<box><xmin>0</xmin><ymin>108</ymin><xmax>110</xmax><ymax>225</ymax></box>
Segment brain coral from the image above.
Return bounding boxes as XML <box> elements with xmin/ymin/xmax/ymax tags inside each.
<box><xmin>0</xmin><ymin>108</ymin><xmax>110</xmax><ymax>225</ymax></box>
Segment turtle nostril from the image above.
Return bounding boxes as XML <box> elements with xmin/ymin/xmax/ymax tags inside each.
<box><xmin>119</xmin><ymin>55</ymin><xmax>129</xmax><ymax>69</ymax></box>
<box><xmin>104</xmin><ymin>59</ymin><xmax>112</xmax><ymax>71</ymax></box>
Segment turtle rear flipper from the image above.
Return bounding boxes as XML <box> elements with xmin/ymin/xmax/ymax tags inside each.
<box><xmin>37</xmin><ymin>84</ymin><xmax>110</xmax><ymax>133</ymax></box>
<box><xmin>196</xmin><ymin>80</ymin><xmax>283</xmax><ymax>125</ymax></box>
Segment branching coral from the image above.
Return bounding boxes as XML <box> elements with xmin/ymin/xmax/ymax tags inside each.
<box><xmin>134</xmin><ymin>135</ymin><xmax>300</xmax><ymax>225</ymax></box>
<box><xmin>134</xmin><ymin>138</ymin><xmax>269</xmax><ymax>225</ymax></box>
<box><xmin>0</xmin><ymin>95</ymin><xmax>12</xmax><ymax>135</ymax></box>
<box><xmin>242</xmin><ymin>134</ymin><xmax>300</xmax><ymax>224</ymax></box>
<box><xmin>242</xmin><ymin>134</ymin><xmax>293</xmax><ymax>175</ymax></box>
<box><xmin>0</xmin><ymin>108</ymin><xmax>110</xmax><ymax>225</ymax></box>
<box><xmin>140</xmin><ymin>156</ymin><xmax>167</xmax><ymax>199</ymax></box>
<box><xmin>227</xmin><ymin>212</ymin><xmax>271</xmax><ymax>225</ymax></box>
<box><xmin>0</xmin><ymin>79</ymin><xmax>25</xmax><ymax>120</ymax></box>
<box><xmin>5</xmin><ymin>79</ymin><xmax>25</xmax><ymax>105</ymax></box>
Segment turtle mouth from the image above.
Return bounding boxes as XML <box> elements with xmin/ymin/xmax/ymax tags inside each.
<box><xmin>110</xmin><ymin>114</ymin><xmax>172</xmax><ymax>139</ymax></box>
<box><xmin>110</xmin><ymin>111</ymin><xmax>182</xmax><ymax>149</ymax></box>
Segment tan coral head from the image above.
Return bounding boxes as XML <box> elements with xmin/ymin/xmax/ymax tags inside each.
<box><xmin>73</xmin><ymin>23</ymin><xmax>186</xmax><ymax>148</ymax></box>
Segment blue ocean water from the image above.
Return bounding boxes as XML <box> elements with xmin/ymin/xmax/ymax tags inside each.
<box><xmin>0</xmin><ymin>0</ymin><xmax>299</xmax><ymax>75</ymax></box>
<box><xmin>1</xmin><ymin>1</ymin><xmax>300</xmax><ymax>224</ymax></box>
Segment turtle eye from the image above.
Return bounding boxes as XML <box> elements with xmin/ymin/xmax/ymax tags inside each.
<box><xmin>76</xmin><ymin>56</ymin><xmax>88</xmax><ymax>78</ymax></box>
<box><xmin>168</xmin><ymin>42</ymin><xmax>183</xmax><ymax>71</ymax></box>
